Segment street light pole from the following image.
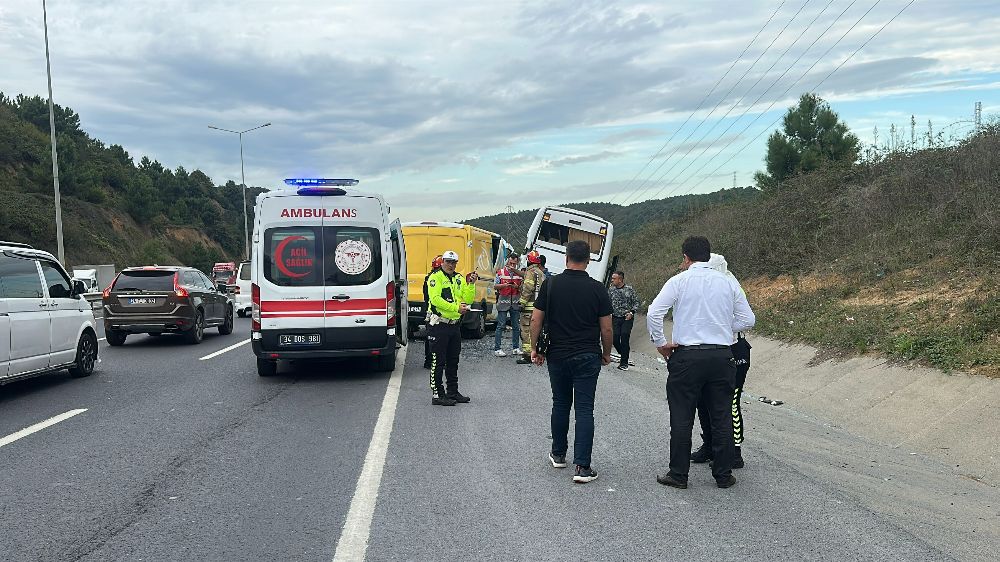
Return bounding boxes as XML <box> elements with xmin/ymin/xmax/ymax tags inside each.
<box><xmin>42</xmin><ymin>0</ymin><xmax>64</xmax><ymax>264</ymax></box>
<box><xmin>208</xmin><ymin>122</ymin><xmax>271</xmax><ymax>261</ymax></box>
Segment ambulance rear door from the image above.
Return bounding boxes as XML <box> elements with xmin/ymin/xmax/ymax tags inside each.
<box><xmin>257</xmin><ymin>193</ymin><xmax>327</xmax><ymax>342</ymax></box>
<box><xmin>322</xmin><ymin>194</ymin><xmax>390</xmax><ymax>351</ymax></box>
<box><xmin>389</xmin><ymin>219</ymin><xmax>408</xmax><ymax>346</ymax></box>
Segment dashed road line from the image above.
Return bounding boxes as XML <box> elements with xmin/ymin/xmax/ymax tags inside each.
<box><xmin>332</xmin><ymin>346</ymin><xmax>407</xmax><ymax>562</ymax></box>
<box><xmin>198</xmin><ymin>338</ymin><xmax>251</xmax><ymax>361</ymax></box>
<box><xmin>0</xmin><ymin>409</ymin><xmax>89</xmax><ymax>449</ymax></box>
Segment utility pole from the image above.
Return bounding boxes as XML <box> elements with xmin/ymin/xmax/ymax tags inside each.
<box><xmin>975</xmin><ymin>101</ymin><xmax>982</xmax><ymax>131</ymax></box>
<box><xmin>42</xmin><ymin>0</ymin><xmax>64</xmax><ymax>264</ymax></box>
<box><xmin>733</xmin><ymin>171</ymin><xmax>736</xmax><ymax>189</ymax></box>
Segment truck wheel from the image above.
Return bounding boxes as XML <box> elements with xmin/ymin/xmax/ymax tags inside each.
<box><xmin>374</xmin><ymin>351</ymin><xmax>396</xmax><ymax>372</ymax></box>
<box><xmin>464</xmin><ymin>312</ymin><xmax>486</xmax><ymax>339</ymax></box>
<box><xmin>257</xmin><ymin>358</ymin><xmax>278</xmax><ymax>377</ymax></box>
<box><xmin>68</xmin><ymin>331</ymin><xmax>98</xmax><ymax>378</ymax></box>
<box><xmin>106</xmin><ymin>329</ymin><xmax>127</xmax><ymax>346</ymax></box>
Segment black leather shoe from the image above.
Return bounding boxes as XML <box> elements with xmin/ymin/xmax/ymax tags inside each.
<box><xmin>656</xmin><ymin>473</ymin><xmax>688</xmax><ymax>489</ymax></box>
<box><xmin>447</xmin><ymin>392</ymin><xmax>471</xmax><ymax>403</ymax></box>
<box><xmin>716</xmin><ymin>475</ymin><xmax>737</xmax><ymax>488</ymax></box>
<box><xmin>432</xmin><ymin>396</ymin><xmax>457</xmax><ymax>406</ymax></box>
<box><xmin>516</xmin><ymin>355</ymin><xmax>531</xmax><ymax>364</ymax></box>
<box><xmin>690</xmin><ymin>444</ymin><xmax>712</xmax><ymax>463</ymax></box>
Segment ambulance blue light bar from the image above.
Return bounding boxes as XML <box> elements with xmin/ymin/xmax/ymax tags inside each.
<box><xmin>284</xmin><ymin>178</ymin><xmax>359</xmax><ymax>196</ymax></box>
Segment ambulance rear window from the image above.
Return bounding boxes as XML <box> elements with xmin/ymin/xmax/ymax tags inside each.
<box><xmin>323</xmin><ymin>227</ymin><xmax>381</xmax><ymax>286</ymax></box>
<box><xmin>263</xmin><ymin>226</ymin><xmax>381</xmax><ymax>287</ymax></box>
<box><xmin>264</xmin><ymin>228</ymin><xmax>322</xmax><ymax>287</ymax></box>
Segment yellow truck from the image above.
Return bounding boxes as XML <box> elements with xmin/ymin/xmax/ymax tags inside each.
<box><xmin>402</xmin><ymin>222</ymin><xmax>513</xmax><ymax>339</ymax></box>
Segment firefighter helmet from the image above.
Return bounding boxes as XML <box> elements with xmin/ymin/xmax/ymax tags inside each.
<box><xmin>526</xmin><ymin>250</ymin><xmax>542</xmax><ymax>264</ymax></box>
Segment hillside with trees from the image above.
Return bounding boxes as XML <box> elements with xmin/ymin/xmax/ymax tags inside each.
<box><xmin>0</xmin><ymin>93</ymin><xmax>264</xmax><ymax>272</ymax></box>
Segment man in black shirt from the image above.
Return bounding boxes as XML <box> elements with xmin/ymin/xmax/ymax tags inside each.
<box><xmin>530</xmin><ymin>240</ymin><xmax>613</xmax><ymax>484</ymax></box>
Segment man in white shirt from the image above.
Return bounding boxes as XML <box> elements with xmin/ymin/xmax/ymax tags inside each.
<box><xmin>646</xmin><ymin>236</ymin><xmax>755</xmax><ymax>489</ymax></box>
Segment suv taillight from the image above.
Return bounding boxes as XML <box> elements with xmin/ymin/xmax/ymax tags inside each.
<box><xmin>251</xmin><ymin>283</ymin><xmax>261</xmax><ymax>331</ymax></box>
<box><xmin>173</xmin><ymin>272</ymin><xmax>189</xmax><ymax>298</ymax></box>
<box><xmin>102</xmin><ymin>273</ymin><xmax>121</xmax><ymax>299</ymax></box>
<box><xmin>386</xmin><ymin>281</ymin><xmax>396</xmax><ymax>327</ymax></box>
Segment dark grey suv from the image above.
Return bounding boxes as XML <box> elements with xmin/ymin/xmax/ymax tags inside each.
<box><xmin>103</xmin><ymin>266</ymin><xmax>234</xmax><ymax>345</ymax></box>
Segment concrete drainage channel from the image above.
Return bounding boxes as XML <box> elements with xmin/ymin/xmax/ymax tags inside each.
<box><xmin>629</xmin><ymin>315</ymin><xmax>999</xmax><ymax>482</ymax></box>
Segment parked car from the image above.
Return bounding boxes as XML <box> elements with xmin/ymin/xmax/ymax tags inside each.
<box><xmin>1</xmin><ymin>241</ymin><xmax>99</xmax><ymax>384</ymax></box>
<box><xmin>102</xmin><ymin>266</ymin><xmax>234</xmax><ymax>345</ymax></box>
<box><xmin>234</xmin><ymin>260</ymin><xmax>251</xmax><ymax>317</ymax></box>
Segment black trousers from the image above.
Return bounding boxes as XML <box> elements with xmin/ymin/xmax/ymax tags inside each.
<box><xmin>698</xmin><ymin>340</ymin><xmax>751</xmax><ymax>448</ymax></box>
<box><xmin>612</xmin><ymin>316</ymin><xmax>634</xmax><ymax>366</ymax></box>
<box><xmin>423</xmin><ymin>332</ymin><xmax>433</xmax><ymax>367</ymax></box>
<box><xmin>428</xmin><ymin>323</ymin><xmax>462</xmax><ymax>397</ymax></box>
<box><xmin>666</xmin><ymin>347</ymin><xmax>736</xmax><ymax>481</ymax></box>
<box><xmin>698</xmin><ymin>364</ymin><xmax>748</xmax><ymax>448</ymax></box>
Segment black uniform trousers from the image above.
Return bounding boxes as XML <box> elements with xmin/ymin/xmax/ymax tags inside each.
<box><xmin>428</xmin><ymin>322</ymin><xmax>462</xmax><ymax>398</ymax></box>
<box><xmin>612</xmin><ymin>315</ymin><xmax>634</xmax><ymax>367</ymax></box>
<box><xmin>666</xmin><ymin>347</ymin><xmax>737</xmax><ymax>482</ymax></box>
<box><xmin>697</xmin><ymin>338</ymin><xmax>751</xmax><ymax>449</ymax></box>
<box><xmin>423</xmin><ymin>333</ymin><xmax>433</xmax><ymax>368</ymax></box>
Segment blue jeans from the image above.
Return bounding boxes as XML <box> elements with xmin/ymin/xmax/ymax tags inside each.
<box><xmin>493</xmin><ymin>308</ymin><xmax>520</xmax><ymax>351</ymax></box>
<box><xmin>548</xmin><ymin>352</ymin><xmax>601</xmax><ymax>467</ymax></box>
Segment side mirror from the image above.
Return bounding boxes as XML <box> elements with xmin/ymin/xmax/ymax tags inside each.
<box><xmin>71</xmin><ymin>279</ymin><xmax>87</xmax><ymax>297</ymax></box>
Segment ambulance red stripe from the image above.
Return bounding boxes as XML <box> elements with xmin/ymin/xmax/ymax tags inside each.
<box><xmin>261</xmin><ymin>299</ymin><xmax>386</xmax><ymax>312</ymax></box>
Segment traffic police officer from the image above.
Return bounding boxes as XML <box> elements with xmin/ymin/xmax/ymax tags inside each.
<box><xmin>517</xmin><ymin>251</ymin><xmax>547</xmax><ymax>364</ymax></box>
<box><xmin>427</xmin><ymin>250</ymin><xmax>477</xmax><ymax>406</ymax></box>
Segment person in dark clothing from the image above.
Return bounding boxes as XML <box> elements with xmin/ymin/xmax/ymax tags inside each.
<box><xmin>530</xmin><ymin>240</ymin><xmax>613</xmax><ymax>484</ymax></box>
<box><xmin>646</xmin><ymin>237</ymin><xmax>755</xmax><ymax>490</ymax></box>
<box><xmin>422</xmin><ymin>255</ymin><xmax>443</xmax><ymax>369</ymax></box>
<box><xmin>608</xmin><ymin>271</ymin><xmax>640</xmax><ymax>371</ymax></box>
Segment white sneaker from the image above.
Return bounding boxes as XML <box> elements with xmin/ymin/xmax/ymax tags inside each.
<box><xmin>494</xmin><ymin>349</ymin><xmax>507</xmax><ymax>357</ymax></box>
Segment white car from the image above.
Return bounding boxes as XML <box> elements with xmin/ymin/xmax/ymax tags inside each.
<box><xmin>234</xmin><ymin>260</ymin><xmax>251</xmax><ymax>317</ymax></box>
<box><xmin>1</xmin><ymin>241</ymin><xmax>99</xmax><ymax>384</ymax></box>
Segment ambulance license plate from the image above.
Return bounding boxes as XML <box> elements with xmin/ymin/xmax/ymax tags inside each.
<box><xmin>279</xmin><ymin>334</ymin><xmax>321</xmax><ymax>346</ymax></box>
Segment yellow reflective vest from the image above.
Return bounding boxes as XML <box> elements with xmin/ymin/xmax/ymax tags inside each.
<box><xmin>427</xmin><ymin>269</ymin><xmax>476</xmax><ymax>321</ymax></box>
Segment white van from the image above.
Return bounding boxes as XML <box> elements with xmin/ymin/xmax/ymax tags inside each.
<box><xmin>1</xmin><ymin>241</ymin><xmax>99</xmax><ymax>384</ymax></box>
<box><xmin>234</xmin><ymin>260</ymin><xmax>251</xmax><ymax>317</ymax></box>
<box><xmin>250</xmin><ymin>179</ymin><xmax>408</xmax><ymax>376</ymax></box>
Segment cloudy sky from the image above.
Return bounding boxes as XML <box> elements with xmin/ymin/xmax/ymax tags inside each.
<box><xmin>2</xmin><ymin>0</ymin><xmax>997</xmax><ymax>221</ymax></box>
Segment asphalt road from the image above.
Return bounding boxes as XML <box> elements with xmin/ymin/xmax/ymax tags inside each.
<box><xmin>1</xmin><ymin>320</ymin><xmax>996</xmax><ymax>561</ymax></box>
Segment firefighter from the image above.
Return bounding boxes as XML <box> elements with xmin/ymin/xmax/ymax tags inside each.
<box><xmin>517</xmin><ymin>250</ymin><xmax>547</xmax><ymax>364</ymax></box>
<box><xmin>427</xmin><ymin>250</ymin><xmax>477</xmax><ymax>405</ymax></box>
<box><xmin>422</xmin><ymin>255</ymin><xmax>444</xmax><ymax>369</ymax></box>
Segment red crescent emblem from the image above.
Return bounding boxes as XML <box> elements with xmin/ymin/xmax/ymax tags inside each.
<box><xmin>275</xmin><ymin>235</ymin><xmax>310</xmax><ymax>278</ymax></box>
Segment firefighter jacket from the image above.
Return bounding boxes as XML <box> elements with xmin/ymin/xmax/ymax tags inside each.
<box><xmin>427</xmin><ymin>269</ymin><xmax>476</xmax><ymax>321</ymax></box>
<box><xmin>518</xmin><ymin>264</ymin><xmax>546</xmax><ymax>309</ymax></box>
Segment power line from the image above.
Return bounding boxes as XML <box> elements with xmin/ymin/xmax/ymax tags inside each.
<box><xmin>615</xmin><ymin>0</ymin><xmax>815</xmax><ymax>207</ymax></box>
<box><xmin>668</xmin><ymin>0</ymin><xmax>916</xmax><ymax>199</ymax></box>
<box><xmin>641</xmin><ymin>0</ymin><xmax>860</xmax><ymax>202</ymax></box>
<box><xmin>606</xmin><ymin>0</ymin><xmax>788</xmax><ymax>205</ymax></box>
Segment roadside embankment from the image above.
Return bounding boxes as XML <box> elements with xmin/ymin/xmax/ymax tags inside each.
<box><xmin>630</xmin><ymin>315</ymin><xmax>1000</xmax><ymax>482</ymax></box>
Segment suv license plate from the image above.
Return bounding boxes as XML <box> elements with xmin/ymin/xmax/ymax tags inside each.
<box><xmin>279</xmin><ymin>334</ymin><xmax>321</xmax><ymax>346</ymax></box>
<box><xmin>128</xmin><ymin>297</ymin><xmax>157</xmax><ymax>305</ymax></box>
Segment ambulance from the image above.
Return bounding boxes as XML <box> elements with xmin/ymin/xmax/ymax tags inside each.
<box><xmin>249</xmin><ymin>179</ymin><xmax>408</xmax><ymax>377</ymax></box>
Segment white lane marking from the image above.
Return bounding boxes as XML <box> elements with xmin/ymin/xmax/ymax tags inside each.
<box><xmin>198</xmin><ymin>338</ymin><xmax>251</xmax><ymax>361</ymax></box>
<box><xmin>333</xmin><ymin>346</ymin><xmax>407</xmax><ymax>562</ymax></box>
<box><xmin>0</xmin><ymin>409</ymin><xmax>88</xmax><ymax>449</ymax></box>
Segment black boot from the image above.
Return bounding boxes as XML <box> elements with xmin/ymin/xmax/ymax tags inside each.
<box><xmin>733</xmin><ymin>446</ymin><xmax>744</xmax><ymax>469</ymax></box>
<box><xmin>690</xmin><ymin>443</ymin><xmax>713</xmax><ymax>463</ymax></box>
<box><xmin>447</xmin><ymin>391</ymin><xmax>471</xmax><ymax>403</ymax></box>
<box><xmin>432</xmin><ymin>396</ymin><xmax>457</xmax><ymax>406</ymax></box>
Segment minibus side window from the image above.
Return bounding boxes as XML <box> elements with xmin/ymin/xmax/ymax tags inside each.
<box><xmin>264</xmin><ymin>227</ymin><xmax>322</xmax><ymax>286</ymax></box>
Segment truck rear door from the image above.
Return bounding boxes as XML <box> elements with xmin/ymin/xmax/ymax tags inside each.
<box><xmin>389</xmin><ymin>219</ymin><xmax>407</xmax><ymax>346</ymax></box>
